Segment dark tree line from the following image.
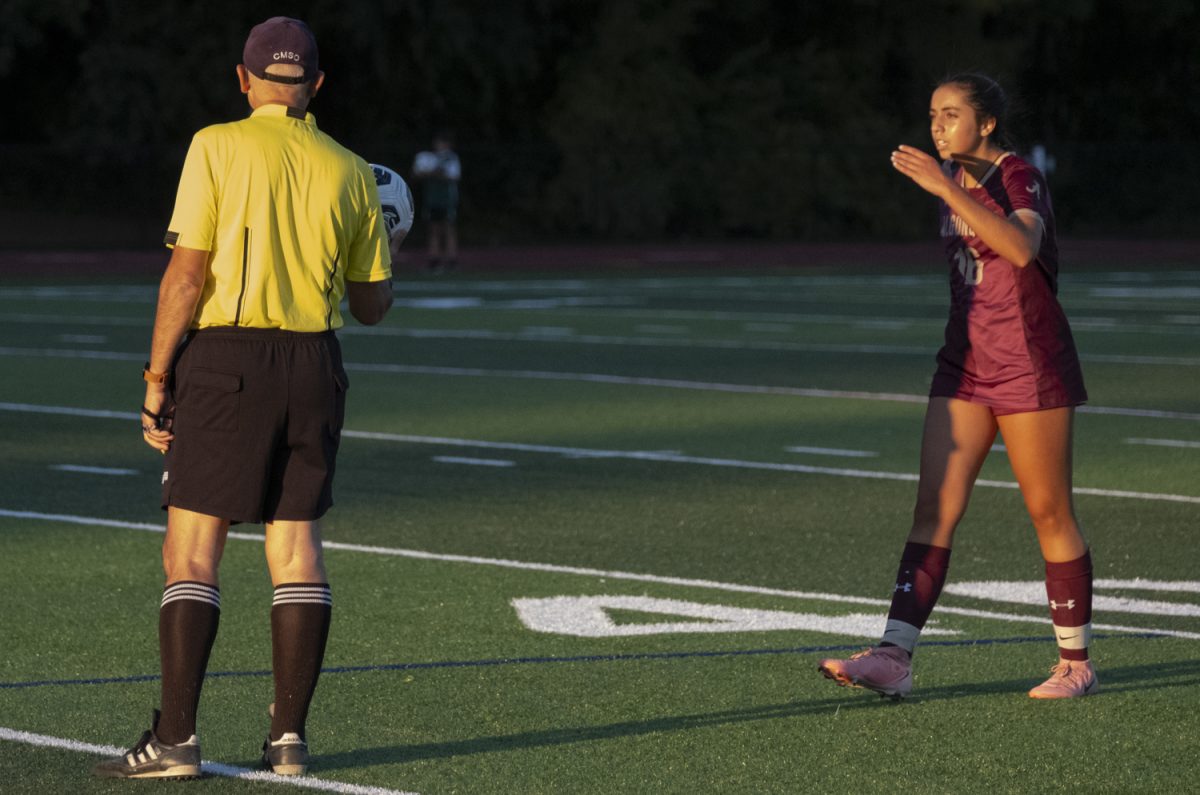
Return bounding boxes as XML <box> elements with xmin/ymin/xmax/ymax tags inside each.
<box><xmin>3</xmin><ymin>0</ymin><xmax>1198</xmax><ymax>245</ymax></box>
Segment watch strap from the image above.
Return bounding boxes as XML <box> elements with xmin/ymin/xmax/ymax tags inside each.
<box><xmin>143</xmin><ymin>363</ymin><xmax>168</xmax><ymax>385</ymax></box>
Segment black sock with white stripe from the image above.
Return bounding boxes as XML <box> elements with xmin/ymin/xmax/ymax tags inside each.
<box><xmin>157</xmin><ymin>581</ymin><xmax>221</xmax><ymax>745</ymax></box>
<box><xmin>270</xmin><ymin>583</ymin><xmax>332</xmax><ymax>741</ymax></box>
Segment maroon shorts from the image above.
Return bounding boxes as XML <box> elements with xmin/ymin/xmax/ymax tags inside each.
<box><xmin>161</xmin><ymin>328</ymin><xmax>348</xmax><ymax>523</ymax></box>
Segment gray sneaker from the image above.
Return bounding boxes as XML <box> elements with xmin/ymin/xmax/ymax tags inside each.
<box><xmin>262</xmin><ymin>732</ymin><xmax>308</xmax><ymax>776</ymax></box>
<box><xmin>92</xmin><ymin>710</ymin><xmax>201</xmax><ymax>779</ymax></box>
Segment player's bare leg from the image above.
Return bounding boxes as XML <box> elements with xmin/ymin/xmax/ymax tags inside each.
<box><xmin>819</xmin><ymin>398</ymin><xmax>996</xmax><ymax>697</ymax></box>
<box><xmin>998</xmin><ymin>407</ymin><xmax>1097</xmax><ymax>697</ymax></box>
<box><xmin>997</xmin><ymin>407</ymin><xmax>1086</xmax><ymax>562</ymax></box>
<box><xmin>262</xmin><ymin>519</ymin><xmax>331</xmax><ymax>774</ymax></box>
<box><xmin>908</xmin><ymin>397</ymin><xmax>999</xmax><ymax>549</ymax></box>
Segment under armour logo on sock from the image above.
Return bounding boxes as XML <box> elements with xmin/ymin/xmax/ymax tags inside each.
<box><xmin>894</xmin><ymin>582</ymin><xmax>913</xmax><ymax>593</ymax></box>
<box><xmin>1050</xmin><ymin>599</ymin><xmax>1076</xmax><ymax>610</ymax></box>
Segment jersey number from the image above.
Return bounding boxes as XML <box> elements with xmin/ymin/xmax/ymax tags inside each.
<box><xmin>955</xmin><ymin>245</ymin><xmax>984</xmax><ymax>285</ymax></box>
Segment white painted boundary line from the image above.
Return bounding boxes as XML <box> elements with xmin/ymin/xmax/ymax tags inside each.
<box><xmin>0</xmin><ymin>402</ymin><xmax>140</xmax><ymax>420</ymax></box>
<box><xmin>57</xmin><ymin>334</ymin><xmax>107</xmax><ymax>344</ymax></box>
<box><xmin>342</xmin><ymin>430</ymin><xmax>1200</xmax><ymax>505</ymax></box>
<box><xmin>2</xmin><ymin>508</ymin><xmax>1197</xmax><ymax>640</ymax></box>
<box><xmin>785</xmin><ymin>446</ymin><xmax>878</xmax><ymax>458</ymax></box>
<box><xmin>0</xmin><ymin>727</ymin><xmax>419</xmax><ymax>794</ymax></box>
<box><xmin>2</xmin><ymin>402</ymin><xmax>1198</xmax><ymax>504</ymax></box>
<box><xmin>0</xmin><ymin>346</ymin><xmax>142</xmax><ymax>362</ymax></box>
<box><xmin>432</xmin><ymin>456</ymin><xmax>517</xmax><ymax>468</ymax></box>
<box><xmin>12</xmin><ymin>306</ymin><xmax>1200</xmax><ymax>338</ymax></box>
<box><xmin>344</xmin><ymin>363</ymin><xmax>932</xmax><ymax>405</ymax></box>
<box><xmin>340</xmin><ymin>326</ymin><xmax>1200</xmax><ymax>366</ymax></box>
<box><xmin>343</xmin><ymin>364</ymin><xmax>1200</xmax><ymax>421</ymax></box>
<box><xmin>9</xmin><ymin>333</ymin><xmax>1200</xmax><ymax>371</ymax></box>
<box><xmin>51</xmin><ymin>464</ymin><xmax>138</xmax><ymax>476</ymax></box>
<box><xmin>4</xmin><ymin>347</ymin><xmax>1200</xmax><ymax>422</ymax></box>
<box><xmin>1126</xmin><ymin>437</ymin><xmax>1200</xmax><ymax>449</ymax></box>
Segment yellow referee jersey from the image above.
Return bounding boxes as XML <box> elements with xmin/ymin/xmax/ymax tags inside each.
<box><xmin>165</xmin><ymin>103</ymin><xmax>392</xmax><ymax>331</ymax></box>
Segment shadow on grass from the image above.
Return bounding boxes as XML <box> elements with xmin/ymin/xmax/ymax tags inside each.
<box><xmin>302</xmin><ymin>657</ymin><xmax>1199</xmax><ymax>772</ymax></box>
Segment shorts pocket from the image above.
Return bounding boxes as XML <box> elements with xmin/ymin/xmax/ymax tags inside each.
<box><xmin>181</xmin><ymin>368</ymin><xmax>242</xmax><ymax>432</ymax></box>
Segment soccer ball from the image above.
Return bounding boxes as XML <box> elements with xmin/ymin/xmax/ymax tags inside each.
<box><xmin>369</xmin><ymin>163</ymin><xmax>414</xmax><ymax>239</ymax></box>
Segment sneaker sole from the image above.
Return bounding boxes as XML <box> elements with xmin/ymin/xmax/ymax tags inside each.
<box><xmin>817</xmin><ymin>663</ymin><xmax>909</xmax><ymax>700</ymax></box>
<box><xmin>1028</xmin><ymin>680</ymin><xmax>1100</xmax><ymax>699</ymax></box>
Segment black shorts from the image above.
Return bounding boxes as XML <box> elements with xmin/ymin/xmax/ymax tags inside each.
<box><xmin>161</xmin><ymin>328</ymin><xmax>348</xmax><ymax>523</ymax></box>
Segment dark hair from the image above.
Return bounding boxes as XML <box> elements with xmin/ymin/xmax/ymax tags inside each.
<box><xmin>938</xmin><ymin>73</ymin><xmax>1014</xmax><ymax>149</ymax></box>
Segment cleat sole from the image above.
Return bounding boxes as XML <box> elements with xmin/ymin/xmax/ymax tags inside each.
<box><xmin>817</xmin><ymin>663</ymin><xmax>908</xmax><ymax>698</ymax></box>
<box><xmin>93</xmin><ymin>765</ymin><xmax>201</xmax><ymax>780</ymax></box>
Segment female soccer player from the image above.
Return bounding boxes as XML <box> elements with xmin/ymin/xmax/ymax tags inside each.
<box><xmin>817</xmin><ymin>73</ymin><xmax>1096</xmax><ymax>699</ymax></box>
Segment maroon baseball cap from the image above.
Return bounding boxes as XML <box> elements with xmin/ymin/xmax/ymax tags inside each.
<box><xmin>243</xmin><ymin>17</ymin><xmax>319</xmax><ymax>84</ymax></box>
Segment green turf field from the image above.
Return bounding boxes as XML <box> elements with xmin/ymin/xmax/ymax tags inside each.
<box><xmin>1</xmin><ymin>260</ymin><xmax>1198</xmax><ymax>793</ymax></box>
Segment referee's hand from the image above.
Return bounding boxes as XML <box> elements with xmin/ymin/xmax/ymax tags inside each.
<box><xmin>141</xmin><ymin>383</ymin><xmax>175</xmax><ymax>454</ymax></box>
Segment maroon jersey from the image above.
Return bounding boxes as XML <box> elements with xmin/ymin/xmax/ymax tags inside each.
<box><xmin>930</xmin><ymin>153</ymin><xmax>1087</xmax><ymax>414</ymax></box>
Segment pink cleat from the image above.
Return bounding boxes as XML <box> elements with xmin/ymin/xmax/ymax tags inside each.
<box><xmin>818</xmin><ymin>645</ymin><xmax>912</xmax><ymax>699</ymax></box>
<box><xmin>1028</xmin><ymin>659</ymin><xmax>1099</xmax><ymax>699</ymax></box>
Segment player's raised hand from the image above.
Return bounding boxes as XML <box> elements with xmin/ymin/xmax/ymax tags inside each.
<box><xmin>891</xmin><ymin>145</ymin><xmax>951</xmax><ymax>199</ymax></box>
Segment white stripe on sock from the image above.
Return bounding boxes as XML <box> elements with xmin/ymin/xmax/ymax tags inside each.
<box><xmin>273</xmin><ymin>585</ymin><xmax>332</xmax><ymax>607</ymax></box>
<box><xmin>161</xmin><ymin>583</ymin><xmax>221</xmax><ymax>610</ymax></box>
<box><xmin>272</xmin><ymin>595</ymin><xmax>333</xmax><ymax>606</ymax></box>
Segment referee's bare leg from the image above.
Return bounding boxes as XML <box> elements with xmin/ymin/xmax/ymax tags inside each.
<box><xmin>157</xmin><ymin>507</ymin><xmax>229</xmax><ymax>745</ymax></box>
<box><xmin>264</xmin><ymin>520</ymin><xmax>332</xmax><ymax>761</ymax></box>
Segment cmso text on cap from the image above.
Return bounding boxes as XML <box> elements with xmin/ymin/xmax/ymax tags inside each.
<box><xmin>243</xmin><ymin>16</ymin><xmax>318</xmax><ymax>84</ymax></box>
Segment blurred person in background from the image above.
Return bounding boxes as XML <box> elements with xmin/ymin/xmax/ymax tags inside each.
<box><xmin>412</xmin><ymin>131</ymin><xmax>461</xmax><ymax>272</ymax></box>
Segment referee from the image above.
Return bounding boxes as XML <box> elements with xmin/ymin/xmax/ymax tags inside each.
<box><xmin>94</xmin><ymin>17</ymin><xmax>393</xmax><ymax>779</ymax></box>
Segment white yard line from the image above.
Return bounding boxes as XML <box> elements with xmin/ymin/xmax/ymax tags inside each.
<box><xmin>11</xmin><ymin>306</ymin><xmax>1200</xmax><ymax>337</ymax></box>
<box><xmin>1</xmin><ymin>508</ymin><xmax>1197</xmax><ymax>640</ymax></box>
<box><xmin>9</xmin><ymin>326</ymin><xmax>1200</xmax><ymax>364</ymax></box>
<box><xmin>1</xmin><ymin>402</ymin><xmax>1198</xmax><ymax>504</ymax></box>
<box><xmin>3</xmin><ymin>348</ymin><xmax>1199</xmax><ymax>421</ymax></box>
<box><xmin>337</xmin><ymin>325</ymin><xmax>938</xmax><ymax>356</ymax></box>
<box><xmin>1125</xmin><ymin>437</ymin><xmax>1200</xmax><ymax>449</ymax></box>
<box><xmin>51</xmin><ymin>464</ymin><xmax>138</xmax><ymax>476</ymax></box>
<box><xmin>0</xmin><ymin>727</ymin><xmax>418</xmax><ymax>794</ymax></box>
<box><xmin>342</xmin><ymin>430</ymin><xmax>1200</xmax><ymax>505</ymax></box>
<box><xmin>432</xmin><ymin>456</ymin><xmax>517</xmax><ymax>468</ymax></box>
<box><xmin>0</xmin><ymin>402</ymin><xmax>140</xmax><ymax>420</ymax></box>
<box><xmin>0</xmin><ymin>346</ymin><xmax>142</xmax><ymax>362</ymax></box>
<box><xmin>57</xmin><ymin>334</ymin><xmax>108</xmax><ymax>344</ymax></box>
<box><xmin>344</xmin><ymin>363</ymin><xmax>934</xmax><ymax>405</ymax></box>
<box><xmin>784</xmin><ymin>446</ymin><xmax>878</xmax><ymax>458</ymax></box>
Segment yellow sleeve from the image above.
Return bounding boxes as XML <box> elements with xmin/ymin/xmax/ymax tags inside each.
<box><xmin>345</xmin><ymin>163</ymin><xmax>393</xmax><ymax>283</ymax></box>
<box><xmin>164</xmin><ymin>132</ymin><xmax>217</xmax><ymax>250</ymax></box>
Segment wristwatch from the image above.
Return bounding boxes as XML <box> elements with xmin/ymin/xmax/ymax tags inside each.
<box><xmin>143</xmin><ymin>363</ymin><xmax>168</xmax><ymax>385</ymax></box>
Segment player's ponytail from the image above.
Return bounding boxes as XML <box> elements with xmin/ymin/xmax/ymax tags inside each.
<box><xmin>939</xmin><ymin>73</ymin><xmax>1015</xmax><ymax>151</ymax></box>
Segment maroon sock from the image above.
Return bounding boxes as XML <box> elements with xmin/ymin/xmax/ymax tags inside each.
<box><xmin>1045</xmin><ymin>551</ymin><xmax>1093</xmax><ymax>661</ymax></box>
<box><xmin>157</xmin><ymin>581</ymin><xmax>221</xmax><ymax>745</ymax></box>
<box><xmin>270</xmin><ymin>584</ymin><xmax>332</xmax><ymax>741</ymax></box>
<box><xmin>879</xmin><ymin>542</ymin><xmax>952</xmax><ymax>653</ymax></box>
